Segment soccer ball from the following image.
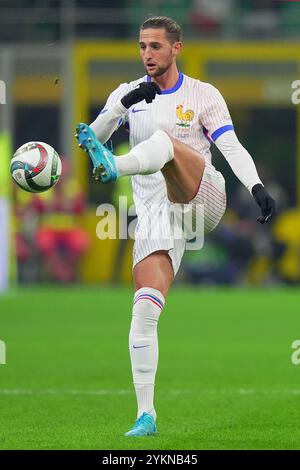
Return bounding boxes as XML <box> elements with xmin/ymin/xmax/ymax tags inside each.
<box><xmin>10</xmin><ymin>141</ymin><xmax>62</xmax><ymax>193</ymax></box>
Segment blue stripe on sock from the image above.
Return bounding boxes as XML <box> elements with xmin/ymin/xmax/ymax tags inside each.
<box><xmin>135</xmin><ymin>293</ymin><xmax>164</xmax><ymax>309</ymax></box>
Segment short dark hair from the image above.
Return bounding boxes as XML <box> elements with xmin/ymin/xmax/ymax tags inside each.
<box><xmin>140</xmin><ymin>16</ymin><xmax>182</xmax><ymax>43</ymax></box>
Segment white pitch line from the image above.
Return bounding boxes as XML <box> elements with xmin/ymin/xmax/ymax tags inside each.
<box><xmin>0</xmin><ymin>389</ymin><xmax>300</xmax><ymax>396</ymax></box>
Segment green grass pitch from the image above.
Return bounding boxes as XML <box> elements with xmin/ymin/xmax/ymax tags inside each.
<box><xmin>0</xmin><ymin>286</ymin><xmax>300</xmax><ymax>450</ymax></box>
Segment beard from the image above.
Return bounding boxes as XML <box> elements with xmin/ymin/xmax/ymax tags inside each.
<box><xmin>145</xmin><ymin>60</ymin><xmax>173</xmax><ymax>77</ymax></box>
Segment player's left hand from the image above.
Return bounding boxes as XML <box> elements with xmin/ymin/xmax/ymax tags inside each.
<box><xmin>252</xmin><ymin>184</ymin><xmax>276</xmax><ymax>224</ymax></box>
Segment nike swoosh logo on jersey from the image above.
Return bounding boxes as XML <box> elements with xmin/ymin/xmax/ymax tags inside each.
<box><xmin>132</xmin><ymin>345</ymin><xmax>150</xmax><ymax>349</ymax></box>
<box><xmin>132</xmin><ymin>108</ymin><xmax>147</xmax><ymax>113</ymax></box>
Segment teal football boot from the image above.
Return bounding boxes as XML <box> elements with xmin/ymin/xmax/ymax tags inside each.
<box><xmin>75</xmin><ymin>123</ymin><xmax>119</xmax><ymax>183</ymax></box>
<box><xmin>125</xmin><ymin>413</ymin><xmax>157</xmax><ymax>437</ymax></box>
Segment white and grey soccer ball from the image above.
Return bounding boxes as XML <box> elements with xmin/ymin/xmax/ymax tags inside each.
<box><xmin>10</xmin><ymin>141</ymin><xmax>62</xmax><ymax>193</ymax></box>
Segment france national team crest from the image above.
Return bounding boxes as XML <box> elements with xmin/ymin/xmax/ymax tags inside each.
<box><xmin>175</xmin><ymin>104</ymin><xmax>195</xmax><ymax>137</ymax></box>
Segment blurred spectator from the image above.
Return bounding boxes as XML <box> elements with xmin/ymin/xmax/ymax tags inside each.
<box><xmin>35</xmin><ymin>157</ymin><xmax>89</xmax><ymax>282</ymax></box>
<box><xmin>111</xmin><ymin>141</ymin><xmax>136</xmax><ymax>284</ymax></box>
<box><xmin>15</xmin><ymin>157</ymin><xmax>89</xmax><ymax>283</ymax></box>
<box><xmin>189</xmin><ymin>0</ymin><xmax>234</xmax><ymax>36</ymax></box>
<box><xmin>183</xmin><ymin>210</ymin><xmax>255</xmax><ymax>285</ymax></box>
<box><xmin>183</xmin><ymin>166</ymin><xmax>288</xmax><ymax>286</ymax></box>
<box><xmin>1</xmin><ymin>0</ymin><xmax>299</xmax><ymax>42</ymax></box>
<box><xmin>14</xmin><ymin>189</ymin><xmax>42</xmax><ymax>283</ymax></box>
<box><xmin>239</xmin><ymin>0</ymin><xmax>279</xmax><ymax>39</ymax></box>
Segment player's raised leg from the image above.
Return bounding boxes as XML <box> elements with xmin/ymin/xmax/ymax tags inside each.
<box><xmin>76</xmin><ymin>125</ymin><xmax>205</xmax><ymax>204</ymax></box>
<box><xmin>125</xmin><ymin>251</ymin><xmax>173</xmax><ymax>437</ymax></box>
<box><xmin>161</xmin><ymin>134</ymin><xmax>205</xmax><ymax>204</ymax></box>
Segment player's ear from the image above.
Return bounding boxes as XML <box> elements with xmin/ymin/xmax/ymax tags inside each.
<box><xmin>173</xmin><ymin>41</ymin><xmax>183</xmax><ymax>56</ymax></box>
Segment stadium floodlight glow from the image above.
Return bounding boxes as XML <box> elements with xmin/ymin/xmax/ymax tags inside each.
<box><xmin>0</xmin><ymin>80</ymin><xmax>5</xmax><ymax>104</ymax></box>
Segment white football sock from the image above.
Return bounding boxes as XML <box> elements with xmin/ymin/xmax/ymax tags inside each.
<box><xmin>134</xmin><ymin>384</ymin><xmax>156</xmax><ymax>420</ymax></box>
<box><xmin>115</xmin><ymin>129</ymin><xmax>174</xmax><ymax>177</ymax></box>
<box><xmin>129</xmin><ymin>287</ymin><xmax>165</xmax><ymax>420</ymax></box>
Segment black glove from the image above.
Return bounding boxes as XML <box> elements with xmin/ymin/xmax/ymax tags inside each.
<box><xmin>121</xmin><ymin>82</ymin><xmax>161</xmax><ymax>108</ymax></box>
<box><xmin>252</xmin><ymin>183</ymin><xmax>276</xmax><ymax>224</ymax></box>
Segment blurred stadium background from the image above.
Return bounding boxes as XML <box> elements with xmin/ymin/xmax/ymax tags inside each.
<box><xmin>0</xmin><ymin>0</ymin><xmax>300</xmax><ymax>285</ymax></box>
<box><xmin>1</xmin><ymin>0</ymin><xmax>300</xmax><ymax>450</ymax></box>
<box><xmin>1</xmin><ymin>0</ymin><xmax>300</xmax><ymax>288</ymax></box>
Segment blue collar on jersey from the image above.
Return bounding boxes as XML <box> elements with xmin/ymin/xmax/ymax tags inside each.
<box><xmin>146</xmin><ymin>72</ymin><xmax>184</xmax><ymax>94</ymax></box>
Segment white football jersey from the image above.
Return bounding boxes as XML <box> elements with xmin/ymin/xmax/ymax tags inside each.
<box><xmin>102</xmin><ymin>73</ymin><xmax>234</xmax><ymax>207</ymax></box>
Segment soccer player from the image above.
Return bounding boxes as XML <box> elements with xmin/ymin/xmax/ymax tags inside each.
<box><xmin>76</xmin><ymin>16</ymin><xmax>275</xmax><ymax>437</ymax></box>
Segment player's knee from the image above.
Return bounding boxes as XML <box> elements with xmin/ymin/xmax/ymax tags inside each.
<box><xmin>149</xmin><ymin>130</ymin><xmax>174</xmax><ymax>161</ymax></box>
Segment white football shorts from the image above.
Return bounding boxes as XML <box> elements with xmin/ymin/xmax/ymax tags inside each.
<box><xmin>133</xmin><ymin>164</ymin><xmax>226</xmax><ymax>276</ymax></box>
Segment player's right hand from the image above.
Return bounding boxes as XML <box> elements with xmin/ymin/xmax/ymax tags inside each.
<box><xmin>121</xmin><ymin>82</ymin><xmax>161</xmax><ymax>108</ymax></box>
<box><xmin>252</xmin><ymin>183</ymin><xmax>276</xmax><ymax>224</ymax></box>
